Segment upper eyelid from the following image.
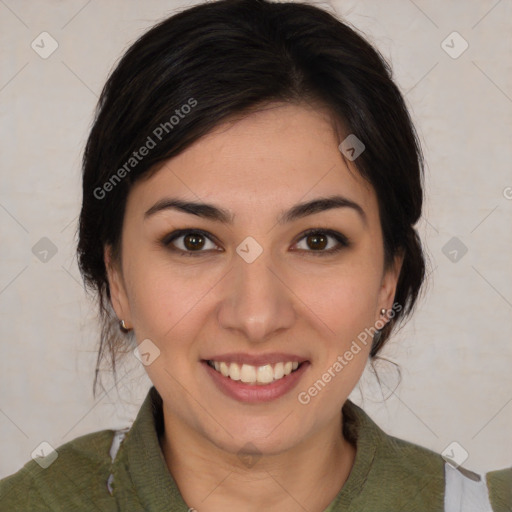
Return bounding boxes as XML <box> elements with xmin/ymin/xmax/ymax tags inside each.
<box><xmin>163</xmin><ymin>229</ymin><xmax>220</xmax><ymax>247</ymax></box>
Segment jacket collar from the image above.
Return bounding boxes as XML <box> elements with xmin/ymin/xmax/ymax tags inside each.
<box><xmin>112</xmin><ymin>386</ymin><xmax>188</xmax><ymax>509</ymax></box>
<box><xmin>111</xmin><ymin>386</ymin><xmax>443</xmax><ymax>511</ymax></box>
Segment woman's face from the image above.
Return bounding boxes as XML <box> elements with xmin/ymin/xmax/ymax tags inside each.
<box><xmin>107</xmin><ymin>103</ymin><xmax>401</xmax><ymax>455</ymax></box>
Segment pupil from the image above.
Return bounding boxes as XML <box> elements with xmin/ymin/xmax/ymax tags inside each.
<box><xmin>184</xmin><ymin>233</ymin><xmax>204</xmax><ymax>250</ymax></box>
<box><xmin>308</xmin><ymin>233</ymin><xmax>327</xmax><ymax>250</ymax></box>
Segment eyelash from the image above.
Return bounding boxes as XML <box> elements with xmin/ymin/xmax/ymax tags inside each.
<box><xmin>160</xmin><ymin>228</ymin><xmax>350</xmax><ymax>257</ymax></box>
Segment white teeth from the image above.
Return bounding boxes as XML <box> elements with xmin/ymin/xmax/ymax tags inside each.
<box><xmin>257</xmin><ymin>364</ymin><xmax>274</xmax><ymax>384</ymax></box>
<box><xmin>229</xmin><ymin>362</ymin><xmax>241</xmax><ymax>381</ymax></box>
<box><xmin>220</xmin><ymin>362</ymin><xmax>229</xmax><ymax>377</ymax></box>
<box><xmin>240</xmin><ymin>364</ymin><xmax>257</xmax><ymax>383</ymax></box>
<box><xmin>274</xmin><ymin>362</ymin><xmax>284</xmax><ymax>380</ymax></box>
<box><xmin>208</xmin><ymin>360</ymin><xmax>302</xmax><ymax>384</ymax></box>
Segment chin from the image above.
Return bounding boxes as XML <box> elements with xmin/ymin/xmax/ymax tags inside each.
<box><xmin>205</xmin><ymin>415</ymin><xmax>311</xmax><ymax>458</ymax></box>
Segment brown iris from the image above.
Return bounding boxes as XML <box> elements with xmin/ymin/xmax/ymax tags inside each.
<box><xmin>305</xmin><ymin>233</ymin><xmax>328</xmax><ymax>251</ymax></box>
<box><xmin>183</xmin><ymin>233</ymin><xmax>206</xmax><ymax>250</ymax></box>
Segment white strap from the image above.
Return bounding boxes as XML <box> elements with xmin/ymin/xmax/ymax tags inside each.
<box><xmin>107</xmin><ymin>427</ymin><xmax>130</xmax><ymax>496</ymax></box>
<box><xmin>109</xmin><ymin>427</ymin><xmax>130</xmax><ymax>462</ymax></box>
<box><xmin>444</xmin><ymin>462</ymin><xmax>494</xmax><ymax>512</ymax></box>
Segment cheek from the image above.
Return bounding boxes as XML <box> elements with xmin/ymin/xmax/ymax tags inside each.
<box><xmin>302</xmin><ymin>257</ymin><xmax>382</xmax><ymax>335</ymax></box>
<box><xmin>296</xmin><ymin>273</ymin><xmax>377</xmax><ymax>410</ymax></box>
<box><xmin>294</xmin><ymin>252</ymin><xmax>381</xmax><ymax>392</ymax></box>
<box><xmin>123</xmin><ymin>255</ymin><xmax>221</xmax><ymax>344</ymax></box>
<box><xmin>308</xmin><ymin>283</ymin><xmax>377</xmax><ymax>380</ymax></box>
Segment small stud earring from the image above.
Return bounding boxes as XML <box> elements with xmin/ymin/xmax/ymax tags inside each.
<box><xmin>119</xmin><ymin>320</ymin><xmax>132</xmax><ymax>333</ymax></box>
<box><xmin>380</xmin><ymin>308</ymin><xmax>387</xmax><ymax>316</ymax></box>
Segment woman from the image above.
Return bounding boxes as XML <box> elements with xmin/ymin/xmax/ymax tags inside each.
<box><xmin>0</xmin><ymin>0</ymin><xmax>510</xmax><ymax>510</ymax></box>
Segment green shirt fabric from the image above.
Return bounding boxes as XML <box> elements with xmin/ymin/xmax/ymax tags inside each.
<box><xmin>0</xmin><ymin>386</ymin><xmax>510</xmax><ymax>511</ymax></box>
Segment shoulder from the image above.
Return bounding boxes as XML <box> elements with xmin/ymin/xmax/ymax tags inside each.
<box><xmin>344</xmin><ymin>401</ymin><xmax>508</xmax><ymax>511</ymax></box>
<box><xmin>382</xmin><ymin>432</ymin><xmax>510</xmax><ymax>511</ymax></box>
<box><xmin>486</xmin><ymin>466</ymin><xmax>512</xmax><ymax>512</ymax></box>
<box><xmin>370</xmin><ymin>425</ymin><xmax>502</xmax><ymax>511</ymax></box>
<box><xmin>347</xmin><ymin>400</ymin><xmax>446</xmax><ymax>481</ymax></box>
<box><xmin>342</xmin><ymin>401</ymin><xmax>446</xmax><ymax>509</ymax></box>
<box><xmin>375</xmin><ymin>430</ymin><xmax>448</xmax><ymax>507</ymax></box>
<box><xmin>0</xmin><ymin>428</ymin><xmax>118</xmax><ymax>511</ymax></box>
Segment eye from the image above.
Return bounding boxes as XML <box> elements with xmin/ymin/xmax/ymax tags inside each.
<box><xmin>161</xmin><ymin>229</ymin><xmax>221</xmax><ymax>255</ymax></box>
<box><xmin>160</xmin><ymin>228</ymin><xmax>349</xmax><ymax>257</ymax></box>
<box><xmin>293</xmin><ymin>229</ymin><xmax>349</xmax><ymax>255</ymax></box>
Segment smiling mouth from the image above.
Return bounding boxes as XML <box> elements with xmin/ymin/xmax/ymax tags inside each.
<box><xmin>206</xmin><ymin>360</ymin><xmax>304</xmax><ymax>385</ymax></box>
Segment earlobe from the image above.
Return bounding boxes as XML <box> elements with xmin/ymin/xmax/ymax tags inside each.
<box><xmin>379</xmin><ymin>251</ymin><xmax>404</xmax><ymax>313</ymax></box>
<box><xmin>104</xmin><ymin>245</ymin><xmax>131</xmax><ymax>326</ymax></box>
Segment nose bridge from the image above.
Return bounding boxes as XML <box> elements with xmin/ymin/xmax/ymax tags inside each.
<box><xmin>217</xmin><ymin>242</ymin><xmax>295</xmax><ymax>342</ymax></box>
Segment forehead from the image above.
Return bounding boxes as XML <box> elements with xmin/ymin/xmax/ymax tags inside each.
<box><xmin>127</xmin><ymin>103</ymin><xmax>377</xmax><ymax>221</ymax></box>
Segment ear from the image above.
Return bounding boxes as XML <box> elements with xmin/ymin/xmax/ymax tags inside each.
<box><xmin>377</xmin><ymin>250</ymin><xmax>404</xmax><ymax>319</ymax></box>
<box><xmin>104</xmin><ymin>245</ymin><xmax>132</xmax><ymax>328</ymax></box>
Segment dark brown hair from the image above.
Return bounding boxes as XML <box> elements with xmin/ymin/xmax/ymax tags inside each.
<box><xmin>77</xmin><ymin>0</ymin><xmax>426</xmax><ymax>397</ymax></box>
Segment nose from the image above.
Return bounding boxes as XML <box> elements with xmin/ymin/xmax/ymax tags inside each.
<box><xmin>217</xmin><ymin>247</ymin><xmax>296</xmax><ymax>343</ymax></box>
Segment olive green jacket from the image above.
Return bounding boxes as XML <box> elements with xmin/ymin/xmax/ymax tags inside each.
<box><xmin>1</xmin><ymin>387</ymin><xmax>510</xmax><ymax>511</ymax></box>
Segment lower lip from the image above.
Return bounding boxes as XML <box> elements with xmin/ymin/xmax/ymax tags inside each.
<box><xmin>202</xmin><ymin>361</ymin><xmax>310</xmax><ymax>403</ymax></box>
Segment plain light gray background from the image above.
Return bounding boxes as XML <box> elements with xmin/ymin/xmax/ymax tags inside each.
<box><xmin>1</xmin><ymin>0</ymin><xmax>511</xmax><ymax>479</ymax></box>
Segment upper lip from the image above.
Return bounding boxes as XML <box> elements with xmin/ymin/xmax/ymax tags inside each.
<box><xmin>203</xmin><ymin>353</ymin><xmax>309</xmax><ymax>366</ymax></box>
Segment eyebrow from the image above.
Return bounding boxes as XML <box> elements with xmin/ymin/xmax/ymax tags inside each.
<box><xmin>144</xmin><ymin>195</ymin><xmax>366</xmax><ymax>225</ymax></box>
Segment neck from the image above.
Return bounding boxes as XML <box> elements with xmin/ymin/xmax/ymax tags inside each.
<box><xmin>160</xmin><ymin>407</ymin><xmax>356</xmax><ymax>512</ymax></box>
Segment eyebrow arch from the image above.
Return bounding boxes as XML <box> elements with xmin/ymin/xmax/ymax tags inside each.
<box><xmin>144</xmin><ymin>195</ymin><xmax>366</xmax><ymax>225</ymax></box>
